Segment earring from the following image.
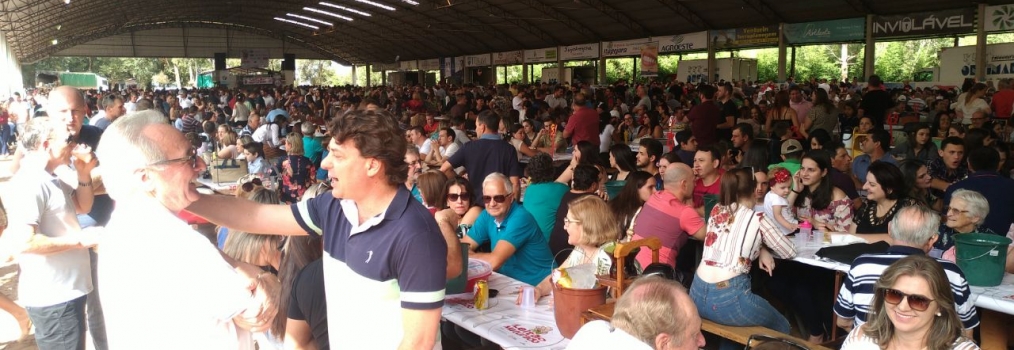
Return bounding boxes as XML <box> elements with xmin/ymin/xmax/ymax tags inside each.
<box><xmin>936</xmin><ymin>312</ymin><xmax>942</xmax><ymax>317</ymax></box>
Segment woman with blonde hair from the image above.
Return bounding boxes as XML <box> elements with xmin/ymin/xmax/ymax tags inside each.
<box><xmin>842</xmin><ymin>255</ymin><xmax>977</xmax><ymax>350</ymax></box>
<box><xmin>519</xmin><ymin>196</ymin><xmax>619</xmax><ymax>303</ymax></box>
<box><xmin>217</xmin><ymin>125</ymin><xmax>239</xmax><ymax>159</ymax></box>
<box><xmin>278</xmin><ymin>132</ymin><xmax>316</xmax><ymax>203</ymax></box>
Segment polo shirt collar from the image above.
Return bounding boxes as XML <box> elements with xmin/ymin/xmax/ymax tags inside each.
<box><xmin>969</xmin><ymin>170</ymin><xmax>1000</xmax><ymax>177</ymax></box>
<box><xmin>886</xmin><ymin>245</ymin><xmax>925</xmax><ymax>256</ymax></box>
<box><xmin>492</xmin><ymin>202</ymin><xmax>519</xmax><ymax>228</ymax></box>
<box><xmin>479</xmin><ymin>134</ymin><xmax>501</xmax><ymax>140</ymax></box>
<box><xmin>339</xmin><ymin>186</ymin><xmax>412</xmax><ymax>236</ymax></box>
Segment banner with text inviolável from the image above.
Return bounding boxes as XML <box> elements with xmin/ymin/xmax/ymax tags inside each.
<box><xmin>872</xmin><ymin>8</ymin><xmax>976</xmax><ymax>38</ymax></box>
<box><xmin>652</xmin><ymin>31</ymin><xmax>708</xmax><ymax>54</ymax></box>
<box><xmin>986</xmin><ymin>4</ymin><xmax>1014</xmax><ymax>32</ymax></box>
<box><xmin>640</xmin><ymin>43</ymin><xmax>659</xmax><ymax>77</ymax></box>
<box><xmin>559</xmin><ymin>43</ymin><xmax>599</xmax><ymax>61</ymax></box>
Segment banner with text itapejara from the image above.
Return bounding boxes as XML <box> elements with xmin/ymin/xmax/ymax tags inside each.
<box><xmin>640</xmin><ymin>43</ymin><xmax>659</xmax><ymax>77</ymax></box>
<box><xmin>784</xmin><ymin>18</ymin><xmax>865</xmax><ymax>44</ymax></box>
<box><xmin>872</xmin><ymin>8</ymin><xmax>976</xmax><ymax>38</ymax></box>
<box><xmin>710</xmin><ymin>25</ymin><xmax>779</xmax><ymax>50</ymax></box>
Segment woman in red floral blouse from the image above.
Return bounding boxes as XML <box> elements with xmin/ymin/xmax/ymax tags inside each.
<box><xmin>277</xmin><ymin>132</ymin><xmax>317</xmax><ymax>203</ymax></box>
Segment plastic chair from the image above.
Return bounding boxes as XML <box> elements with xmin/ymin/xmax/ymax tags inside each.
<box><xmin>612</xmin><ymin>237</ymin><xmax>661</xmax><ymax>298</ymax></box>
<box><xmin>745</xmin><ymin>334</ymin><xmax>810</xmax><ymax>350</ymax></box>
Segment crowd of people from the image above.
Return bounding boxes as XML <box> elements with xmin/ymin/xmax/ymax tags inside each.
<box><xmin>1</xmin><ymin>72</ymin><xmax>1014</xmax><ymax>350</ymax></box>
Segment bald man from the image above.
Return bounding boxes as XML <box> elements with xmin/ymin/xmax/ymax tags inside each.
<box><xmin>568</xmin><ymin>276</ymin><xmax>706</xmax><ymax>350</ymax></box>
<box><xmin>10</xmin><ymin>86</ymin><xmax>102</xmax><ymax>174</ymax></box>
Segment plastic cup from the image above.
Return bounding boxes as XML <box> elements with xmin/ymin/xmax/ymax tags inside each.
<box><xmin>521</xmin><ymin>286</ymin><xmax>536</xmax><ymax>309</ymax></box>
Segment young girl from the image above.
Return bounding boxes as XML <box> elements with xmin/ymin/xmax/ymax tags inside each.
<box><xmin>763</xmin><ymin>167</ymin><xmax>799</xmax><ymax>235</ymax></box>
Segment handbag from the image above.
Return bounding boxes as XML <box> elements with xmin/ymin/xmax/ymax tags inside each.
<box><xmin>815</xmin><ymin>241</ymin><xmax>890</xmax><ymax>265</ymax></box>
<box><xmin>207</xmin><ymin>156</ymin><xmax>248</xmax><ymax>183</ymax></box>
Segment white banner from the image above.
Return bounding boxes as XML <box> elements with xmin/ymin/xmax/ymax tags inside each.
<box><xmin>373</xmin><ymin>63</ymin><xmax>398</xmax><ymax>71</ymax></box>
<box><xmin>240</xmin><ymin>49</ymin><xmax>269</xmax><ymax>68</ymax></box>
<box><xmin>465</xmin><ymin>54</ymin><xmax>490</xmax><ymax>67</ymax></box>
<box><xmin>492</xmin><ymin>51</ymin><xmax>523</xmax><ymax>65</ymax></box>
<box><xmin>524</xmin><ymin>47</ymin><xmax>558</xmax><ymax>63</ymax></box>
<box><xmin>559</xmin><ymin>43</ymin><xmax>599</xmax><ymax>61</ymax></box>
<box><xmin>653</xmin><ymin>31</ymin><xmax>709</xmax><ymax>53</ymax></box>
<box><xmin>986</xmin><ymin>4</ymin><xmax>1014</xmax><ymax>32</ymax></box>
<box><xmin>602</xmin><ymin>38</ymin><xmax>652</xmax><ymax>57</ymax></box>
<box><xmin>399</xmin><ymin>61</ymin><xmax>418</xmax><ymax>71</ymax></box>
<box><xmin>419</xmin><ymin>59</ymin><xmax>440</xmax><ymax>71</ymax></box>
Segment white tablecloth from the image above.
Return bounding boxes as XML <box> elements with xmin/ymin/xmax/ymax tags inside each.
<box><xmin>195</xmin><ymin>178</ymin><xmax>237</xmax><ymax>194</ymax></box>
<box><xmin>787</xmin><ymin>235</ymin><xmax>1014</xmax><ymax>315</ymax></box>
<box><xmin>442</xmin><ymin>273</ymin><xmax>570</xmax><ymax>350</ymax></box>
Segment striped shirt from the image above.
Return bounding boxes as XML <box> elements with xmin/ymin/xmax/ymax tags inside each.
<box><xmin>701</xmin><ymin>204</ymin><xmax>797</xmax><ymax>274</ymax></box>
<box><xmin>842</xmin><ymin>326</ymin><xmax>979</xmax><ymax>350</ymax></box>
<box><xmin>833</xmin><ymin>246</ymin><xmax>979</xmax><ymax>330</ymax></box>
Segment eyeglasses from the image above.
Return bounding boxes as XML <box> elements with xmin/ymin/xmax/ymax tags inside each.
<box><xmin>945</xmin><ymin>206</ymin><xmax>970</xmax><ymax>215</ymax></box>
<box><xmin>447</xmin><ymin>193</ymin><xmax>469</xmax><ymax>202</ymax></box>
<box><xmin>880</xmin><ymin>288</ymin><xmax>935</xmax><ymax>311</ymax></box>
<box><xmin>148</xmin><ymin>148</ymin><xmax>198</xmax><ymax>168</ymax></box>
<box><xmin>241</xmin><ymin>177</ymin><xmax>263</xmax><ymax>192</ymax></box>
<box><xmin>482</xmin><ymin>195</ymin><xmax>508</xmax><ymax>204</ymax></box>
<box><xmin>563</xmin><ymin>217</ymin><xmax>581</xmax><ymax>225</ymax></box>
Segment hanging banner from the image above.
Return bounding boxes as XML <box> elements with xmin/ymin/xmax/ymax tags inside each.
<box><xmin>640</xmin><ymin>43</ymin><xmax>659</xmax><ymax>77</ymax></box>
<box><xmin>559</xmin><ymin>43</ymin><xmax>599</xmax><ymax>61</ymax></box>
<box><xmin>652</xmin><ymin>31</ymin><xmax>708</xmax><ymax>53</ymax></box>
<box><xmin>602</xmin><ymin>38</ymin><xmax>652</xmax><ymax>58</ymax></box>
<box><xmin>492</xmin><ymin>51</ymin><xmax>523</xmax><ymax>65</ymax></box>
<box><xmin>240</xmin><ymin>49</ymin><xmax>269</xmax><ymax>68</ymax></box>
<box><xmin>709</xmin><ymin>25</ymin><xmax>779</xmax><ymax>50</ymax></box>
<box><xmin>784</xmin><ymin>18</ymin><xmax>866</xmax><ymax>44</ymax></box>
<box><xmin>986</xmin><ymin>4</ymin><xmax>1014</xmax><ymax>32</ymax></box>
<box><xmin>938</xmin><ymin>43</ymin><xmax>1014</xmax><ymax>84</ymax></box>
<box><xmin>872</xmin><ymin>8</ymin><xmax>976</xmax><ymax>38</ymax></box>
<box><xmin>524</xmin><ymin>47</ymin><xmax>558</xmax><ymax>63</ymax></box>
<box><xmin>440</xmin><ymin>57</ymin><xmax>462</xmax><ymax>77</ymax></box>
<box><xmin>465</xmin><ymin>54</ymin><xmax>490</xmax><ymax>67</ymax></box>
<box><xmin>418</xmin><ymin>59</ymin><xmax>440</xmax><ymax>71</ymax></box>
<box><xmin>399</xmin><ymin>60</ymin><xmax>419</xmax><ymax>71</ymax></box>
<box><xmin>372</xmin><ymin>63</ymin><xmax>398</xmax><ymax>71</ymax></box>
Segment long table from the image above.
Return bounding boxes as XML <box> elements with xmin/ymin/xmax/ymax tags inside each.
<box><xmin>442</xmin><ymin>273</ymin><xmax>569</xmax><ymax>350</ymax></box>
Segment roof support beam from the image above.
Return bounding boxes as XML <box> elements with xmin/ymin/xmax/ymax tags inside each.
<box><xmin>427</xmin><ymin>1</ymin><xmax>520</xmax><ymax>54</ymax></box>
<box><xmin>842</xmin><ymin>0</ymin><xmax>872</xmax><ymax>14</ymax></box>
<box><xmin>517</xmin><ymin>0</ymin><xmax>599</xmax><ymax>43</ymax></box>
<box><xmin>741</xmin><ymin>0</ymin><xmax>785</xmax><ymax>23</ymax></box>
<box><xmin>583</xmin><ymin>0</ymin><xmax>651</xmax><ymax>37</ymax></box>
<box><xmin>652</xmin><ymin>0</ymin><xmax>714</xmax><ymax>30</ymax></box>
<box><xmin>467</xmin><ymin>0</ymin><xmax>560</xmax><ymax>45</ymax></box>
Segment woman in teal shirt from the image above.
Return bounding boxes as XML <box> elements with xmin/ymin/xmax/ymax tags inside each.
<box><xmin>605</xmin><ymin>144</ymin><xmax>638</xmax><ymax>199</ymax></box>
<box><xmin>523</xmin><ymin>152</ymin><xmax>570</xmax><ymax>241</ymax></box>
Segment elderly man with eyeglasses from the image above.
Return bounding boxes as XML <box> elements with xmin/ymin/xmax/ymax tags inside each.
<box><xmin>460</xmin><ymin>172</ymin><xmax>554</xmax><ymax>287</ymax></box>
<box><xmin>93</xmin><ymin>110</ymin><xmax>278</xmax><ymax>349</ymax></box>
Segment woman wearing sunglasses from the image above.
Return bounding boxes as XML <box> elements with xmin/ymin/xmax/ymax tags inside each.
<box><xmin>441</xmin><ymin>177</ymin><xmax>482</xmax><ymax>231</ymax></box>
<box><xmin>841</xmin><ymin>255</ymin><xmax>978</xmax><ymax>350</ymax></box>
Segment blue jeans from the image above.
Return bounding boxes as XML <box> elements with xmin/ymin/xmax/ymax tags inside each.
<box><xmin>690</xmin><ymin>274</ymin><xmax>790</xmax><ymax>350</ymax></box>
<box><xmin>0</xmin><ymin>122</ymin><xmax>10</xmax><ymax>155</ymax></box>
<box><xmin>26</xmin><ymin>296</ymin><xmax>87</xmax><ymax>350</ymax></box>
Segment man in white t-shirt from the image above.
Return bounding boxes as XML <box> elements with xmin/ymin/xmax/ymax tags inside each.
<box><xmin>568</xmin><ymin>276</ymin><xmax>705</xmax><ymax>350</ymax></box>
<box><xmin>409</xmin><ymin>125</ymin><xmax>434</xmax><ymax>155</ymax></box>
<box><xmin>94</xmin><ymin>110</ymin><xmax>277</xmax><ymax>349</ymax></box>
<box><xmin>5</xmin><ymin>117</ymin><xmax>98</xmax><ymax>350</ymax></box>
<box><xmin>425</xmin><ymin>127</ymin><xmax>461</xmax><ymax>170</ymax></box>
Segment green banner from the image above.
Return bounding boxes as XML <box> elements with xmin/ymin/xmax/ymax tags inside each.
<box><xmin>784</xmin><ymin>18</ymin><xmax>866</xmax><ymax>44</ymax></box>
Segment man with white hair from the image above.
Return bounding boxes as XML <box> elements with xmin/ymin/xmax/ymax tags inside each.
<box><xmin>461</xmin><ymin>172</ymin><xmax>554</xmax><ymax>287</ymax></box>
<box><xmin>568</xmin><ymin>276</ymin><xmax>706</xmax><ymax>350</ymax></box>
<box><xmin>4</xmin><ymin>117</ymin><xmax>98</xmax><ymax>350</ymax></box>
<box><xmin>833</xmin><ymin>205</ymin><xmax>978</xmax><ymax>338</ymax></box>
<box><xmin>94</xmin><ymin>110</ymin><xmax>278</xmax><ymax>349</ymax></box>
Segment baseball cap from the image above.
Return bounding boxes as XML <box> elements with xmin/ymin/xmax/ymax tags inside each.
<box><xmin>781</xmin><ymin>139</ymin><xmax>803</xmax><ymax>155</ymax></box>
<box><xmin>897</xmin><ymin>95</ymin><xmax>908</xmax><ymax>102</ymax></box>
<box><xmin>610</xmin><ymin>110</ymin><xmax>620</xmax><ymax>118</ymax></box>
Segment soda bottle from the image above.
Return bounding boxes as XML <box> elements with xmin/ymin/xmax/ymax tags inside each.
<box><xmin>799</xmin><ymin>221</ymin><xmax>813</xmax><ymax>244</ymax></box>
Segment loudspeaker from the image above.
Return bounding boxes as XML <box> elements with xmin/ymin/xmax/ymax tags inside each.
<box><xmin>214</xmin><ymin>53</ymin><xmax>226</xmax><ymax>70</ymax></box>
<box><xmin>282</xmin><ymin>54</ymin><xmax>296</xmax><ymax>71</ymax></box>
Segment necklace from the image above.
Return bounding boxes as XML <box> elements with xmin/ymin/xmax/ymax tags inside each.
<box><xmin>866</xmin><ymin>199</ymin><xmax>900</xmax><ymax>226</ymax></box>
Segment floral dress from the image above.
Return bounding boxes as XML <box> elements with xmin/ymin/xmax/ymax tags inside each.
<box><xmin>794</xmin><ymin>197</ymin><xmax>854</xmax><ymax>232</ymax></box>
<box><xmin>278</xmin><ymin>155</ymin><xmax>317</xmax><ymax>203</ymax></box>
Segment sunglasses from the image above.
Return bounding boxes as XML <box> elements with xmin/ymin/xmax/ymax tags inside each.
<box><xmin>482</xmin><ymin>195</ymin><xmax>508</xmax><ymax>204</ymax></box>
<box><xmin>241</xmin><ymin>177</ymin><xmax>263</xmax><ymax>192</ymax></box>
<box><xmin>148</xmin><ymin>148</ymin><xmax>199</xmax><ymax>168</ymax></box>
<box><xmin>881</xmin><ymin>288</ymin><xmax>935</xmax><ymax>311</ymax></box>
<box><xmin>447</xmin><ymin>193</ymin><xmax>469</xmax><ymax>202</ymax></box>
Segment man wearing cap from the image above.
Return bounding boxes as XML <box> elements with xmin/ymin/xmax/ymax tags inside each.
<box><xmin>769</xmin><ymin>139</ymin><xmax>804</xmax><ymax>175</ymax></box>
<box><xmin>852</xmin><ymin>129</ymin><xmax>898</xmax><ymax>184</ymax></box>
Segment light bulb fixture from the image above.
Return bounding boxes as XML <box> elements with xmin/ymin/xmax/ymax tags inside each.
<box><xmin>287</xmin><ymin>13</ymin><xmax>333</xmax><ymax>26</ymax></box>
<box><xmin>63</xmin><ymin>0</ymin><xmax>70</xmax><ymax>4</ymax></box>
<box><xmin>352</xmin><ymin>0</ymin><xmax>395</xmax><ymax>11</ymax></box>
<box><xmin>55</xmin><ymin>24</ymin><xmax>62</xmax><ymax>30</ymax></box>
<box><xmin>319</xmin><ymin>2</ymin><xmax>371</xmax><ymax>16</ymax></box>
<box><xmin>52</xmin><ymin>39</ymin><xmax>58</xmax><ymax>45</ymax></box>
<box><xmin>303</xmin><ymin>7</ymin><xmax>353</xmax><ymax>21</ymax></box>
<box><xmin>274</xmin><ymin>17</ymin><xmax>320</xmax><ymax>30</ymax></box>
<box><xmin>401</xmin><ymin>0</ymin><xmax>419</xmax><ymax>4</ymax></box>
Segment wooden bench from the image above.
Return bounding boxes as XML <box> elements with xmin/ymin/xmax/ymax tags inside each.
<box><xmin>582</xmin><ymin>302</ymin><xmax>833</xmax><ymax>350</ymax></box>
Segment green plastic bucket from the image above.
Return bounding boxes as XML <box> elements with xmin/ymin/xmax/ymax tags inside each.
<box><xmin>703</xmin><ymin>194</ymin><xmax>719</xmax><ymax>224</ymax></box>
<box><xmin>445</xmin><ymin>243</ymin><xmax>470</xmax><ymax>294</ymax></box>
<box><xmin>954</xmin><ymin>233</ymin><xmax>1012</xmax><ymax>287</ymax></box>
<box><xmin>604</xmin><ymin>180</ymin><xmax>626</xmax><ymax>200</ymax></box>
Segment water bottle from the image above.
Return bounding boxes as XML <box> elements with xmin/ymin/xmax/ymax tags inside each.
<box><xmin>799</xmin><ymin>221</ymin><xmax>813</xmax><ymax>244</ymax></box>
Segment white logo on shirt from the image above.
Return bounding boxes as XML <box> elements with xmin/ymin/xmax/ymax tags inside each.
<box><xmin>366</xmin><ymin>251</ymin><xmax>374</xmax><ymax>263</ymax></box>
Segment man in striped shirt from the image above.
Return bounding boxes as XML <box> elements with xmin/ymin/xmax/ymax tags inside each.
<box><xmin>833</xmin><ymin>205</ymin><xmax>978</xmax><ymax>338</ymax></box>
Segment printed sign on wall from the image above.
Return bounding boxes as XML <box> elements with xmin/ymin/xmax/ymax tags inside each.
<box><xmin>559</xmin><ymin>43</ymin><xmax>599</xmax><ymax>61</ymax></box>
<box><xmin>602</xmin><ymin>39</ymin><xmax>652</xmax><ymax>58</ymax></box>
<box><xmin>784</xmin><ymin>18</ymin><xmax>865</xmax><ymax>44</ymax></box>
<box><xmin>524</xmin><ymin>48</ymin><xmax>558</xmax><ymax>63</ymax></box>
<box><xmin>465</xmin><ymin>54</ymin><xmax>491</xmax><ymax>67</ymax></box>
<box><xmin>872</xmin><ymin>8</ymin><xmax>976</xmax><ymax>38</ymax></box>
<box><xmin>652</xmin><ymin>31</ymin><xmax>708</xmax><ymax>53</ymax></box>
<box><xmin>710</xmin><ymin>26</ymin><xmax>779</xmax><ymax>50</ymax></box>
<box><xmin>492</xmin><ymin>51</ymin><xmax>523</xmax><ymax>65</ymax></box>
<box><xmin>986</xmin><ymin>4</ymin><xmax>1014</xmax><ymax>32</ymax></box>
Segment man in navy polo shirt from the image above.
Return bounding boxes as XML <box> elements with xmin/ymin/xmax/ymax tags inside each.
<box><xmin>441</xmin><ymin>111</ymin><xmax>522</xmax><ymax>204</ymax></box>
<box><xmin>834</xmin><ymin>206</ymin><xmax>977</xmax><ymax>338</ymax></box>
<box><xmin>944</xmin><ymin>147</ymin><xmax>1014</xmax><ymax>235</ymax></box>
<box><xmin>189</xmin><ymin>109</ymin><xmax>448</xmax><ymax>349</ymax></box>
<box><xmin>462</xmin><ymin>172</ymin><xmax>554</xmax><ymax>286</ymax></box>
